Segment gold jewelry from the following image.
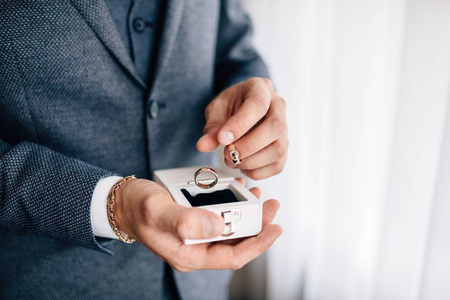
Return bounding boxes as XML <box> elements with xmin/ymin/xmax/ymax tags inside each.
<box><xmin>228</xmin><ymin>143</ymin><xmax>241</xmax><ymax>165</ymax></box>
<box><xmin>194</xmin><ymin>167</ymin><xmax>218</xmax><ymax>189</ymax></box>
<box><xmin>106</xmin><ymin>175</ymin><xmax>137</xmax><ymax>244</ymax></box>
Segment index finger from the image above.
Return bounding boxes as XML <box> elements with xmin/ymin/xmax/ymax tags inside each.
<box><xmin>217</xmin><ymin>80</ymin><xmax>272</xmax><ymax>145</ymax></box>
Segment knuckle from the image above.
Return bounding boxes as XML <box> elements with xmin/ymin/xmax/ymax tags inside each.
<box><xmin>233</xmin><ymin>116</ymin><xmax>247</xmax><ymax>131</ymax></box>
<box><xmin>269</xmin><ymin>116</ymin><xmax>287</xmax><ymax>137</ymax></box>
<box><xmin>272</xmin><ymin>140</ymin><xmax>286</xmax><ymax>160</ymax></box>
<box><xmin>171</xmin><ymin>254</ymin><xmax>188</xmax><ymax>270</ymax></box>
<box><xmin>278</xmin><ymin>97</ymin><xmax>287</xmax><ymax>110</ymax></box>
<box><xmin>205</xmin><ymin>100</ymin><xmax>221</xmax><ymax>118</ymax></box>
<box><xmin>175</xmin><ymin>213</ymin><xmax>190</xmax><ymax>237</ymax></box>
<box><xmin>247</xmin><ymin>77</ymin><xmax>260</xmax><ymax>86</ymax></box>
<box><xmin>238</xmin><ymin>160</ymin><xmax>250</xmax><ymax>170</ymax></box>
<box><xmin>248</xmin><ymin>94</ymin><xmax>270</xmax><ymax>112</ymax></box>
<box><xmin>205</xmin><ymin>102</ymin><xmax>214</xmax><ymax>117</ymax></box>
<box><xmin>172</xmin><ymin>251</ymin><xmax>204</xmax><ymax>272</ymax></box>
<box><xmin>172</xmin><ymin>263</ymin><xmax>192</xmax><ymax>273</ymax></box>
<box><xmin>230</xmin><ymin>260</ymin><xmax>245</xmax><ymax>271</ymax></box>
<box><xmin>203</xmin><ymin>125</ymin><xmax>213</xmax><ymax>135</ymax></box>
<box><xmin>273</xmin><ymin>160</ymin><xmax>285</xmax><ymax>175</ymax></box>
<box><xmin>245</xmin><ymin>170</ymin><xmax>260</xmax><ymax>181</ymax></box>
<box><xmin>240</xmin><ymin>139</ymin><xmax>255</xmax><ymax>156</ymax></box>
<box><xmin>203</xmin><ymin>122</ymin><xmax>220</xmax><ymax>134</ymax></box>
<box><xmin>205</xmin><ymin>103</ymin><xmax>212</xmax><ymax>116</ymax></box>
<box><xmin>260</xmin><ymin>77</ymin><xmax>273</xmax><ymax>88</ymax></box>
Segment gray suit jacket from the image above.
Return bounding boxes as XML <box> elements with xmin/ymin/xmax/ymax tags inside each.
<box><xmin>0</xmin><ymin>0</ymin><xmax>269</xmax><ymax>299</ymax></box>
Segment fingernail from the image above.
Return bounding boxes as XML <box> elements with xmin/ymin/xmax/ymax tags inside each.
<box><xmin>219</xmin><ymin>131</ymin><xmax>235</xmax><ymax>145</ymax></box>
<box><xmin>204</xmin><ymin>216</ymin><xmax>222</xmax><ymax>238</ymax></box>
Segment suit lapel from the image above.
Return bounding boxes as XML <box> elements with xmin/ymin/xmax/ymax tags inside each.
<box><xmin>70</xmin><ymin>0</ymin><xmax>146</xmax><ymax>89</ymax></box>
<box><xmin>152</xmin><ymin>0</ymin><xmax>186</xmax><ymax>90</ymax></box>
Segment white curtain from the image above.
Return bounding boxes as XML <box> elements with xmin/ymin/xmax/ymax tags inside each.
<box><xmin>242</xmin><ymin>0</ymin><xmax>450</xmax><ymax>299</ymax></box>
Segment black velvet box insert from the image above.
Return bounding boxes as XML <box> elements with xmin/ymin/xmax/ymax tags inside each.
<box><xmin>181</xmin><ymin>189</ymin><xmax>240</xmax><ymax>207</ymax></box>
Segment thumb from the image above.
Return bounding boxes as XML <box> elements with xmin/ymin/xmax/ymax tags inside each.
<box><xmin>158</xmin><ymin>205</ymin><xmax>225</xmax><ymax>239</ymax></box>
<box><xmin>196</xmin><ymin>99</ymin><xmax>229</xmax><ymax>152</ymax></box>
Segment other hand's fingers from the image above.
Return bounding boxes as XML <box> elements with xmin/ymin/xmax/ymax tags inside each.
<box><xmin>236</xmin><ymin>177</ymin><xmax>261</xmax><ymax>198</ymax></box>
<box><xmin>225</xmin><ymin>134</ymin><xmax>288</xmax><ymax>170</ymax></box>
<box><xmin>197</xmin><ymin>99</ymin><xmax>229</xmax><ymax>152</ymax></box>
<box><xmin>242</xmin><ymin>155</ymin><xmax>287</xmax><ymax>180</ymax></box>
<box><xmin>249</xmin><ymin>187</ymin><xmax>261</xmax><ymax>199</ymax></box>
<box><xmin>217</xmin><ymin>79</ymin><xmax>273</xmax><ymax>145</ymax></box>
<box><xmin>262</xmin><ymin>199</ymin><xmax>280</xmax><ymax>227</ymax></box>
<box><xmin>235</xmin><ymin>177</ymin><xmax>245</xmax><ymax>185</ymax></box>
<box><xmin>224</xmin><ymin>97</ymin><xmax>286</xmax><ymax>161</ymax></box>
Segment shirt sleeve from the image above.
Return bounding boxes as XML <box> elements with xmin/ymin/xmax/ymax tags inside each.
<box><xmin>90</xmin><ymin>176</ymin><xmax>123</xmax><ymax>240</ymax></box>
<box><xmin>0</xmin><ymin>138</ymin><xmax>119</xmax><ymax>254</ymax></box>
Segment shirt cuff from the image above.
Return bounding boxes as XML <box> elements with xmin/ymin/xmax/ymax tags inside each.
<box><xmin>90</xmin><ymin>176</ymin><xmax>123</xmax><ymax>239</ymax></box>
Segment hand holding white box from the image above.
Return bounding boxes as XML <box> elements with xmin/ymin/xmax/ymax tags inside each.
<box><xmin>154</xmin><ymin>166</ymin><xmax>263</xmax><ymax>244</ymax></box>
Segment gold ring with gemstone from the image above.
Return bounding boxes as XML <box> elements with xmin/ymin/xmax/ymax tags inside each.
<box><xmin>228</xmin><ymin>143</ymin><xmax>241</xmax><ymax>165</ymax></box>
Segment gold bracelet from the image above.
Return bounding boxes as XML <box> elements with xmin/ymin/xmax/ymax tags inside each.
<box><xmin>106</xmin><ymin>175</ymin><xmax>137</xmax><ymax>244</ymax></box>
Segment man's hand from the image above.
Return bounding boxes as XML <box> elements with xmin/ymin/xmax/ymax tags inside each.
<box><xmin>114</xmin><ymin>178</ymin><xmax>282</xmax><ymax>272</ymax></box>
<box><xmin>197</xmin><ymin>78</ymin><xmax>288</xmax><ymax>180</ymax></box>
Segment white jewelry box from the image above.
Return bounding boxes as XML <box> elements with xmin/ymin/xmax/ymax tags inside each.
<box><xmin>154</xmin><ymin>166</ymin><xmax>262</xmax><ymax>245</ymax></box>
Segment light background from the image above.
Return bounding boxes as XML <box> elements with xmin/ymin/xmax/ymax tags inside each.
<box><xmin>230</xmin><ymin>0</ymin><xmax>450</xmax><ymax>299</ymax></box>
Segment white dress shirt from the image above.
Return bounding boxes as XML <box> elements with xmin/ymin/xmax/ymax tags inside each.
<box><xmin>90</xmin><ymin>176</ymin><xmax>123</xmax><ymax>239</ymax></box>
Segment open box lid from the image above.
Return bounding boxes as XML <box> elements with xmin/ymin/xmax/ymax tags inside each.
<box><xmin>154</xmin><ymin>166</ymin><xmax>235</xmax><ymax>188</ymax></box>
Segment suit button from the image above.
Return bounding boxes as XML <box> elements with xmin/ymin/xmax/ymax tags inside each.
<box><xmin>149</xmin><ymin>100</ymin><xmax>159</xmax><ymax>119</ymax></box>
<box><xmin>133</xmin><ymin>18</ymin><xmax>146</xmax><ymax>32</ymax></box>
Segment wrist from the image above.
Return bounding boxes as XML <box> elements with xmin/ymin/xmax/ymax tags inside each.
<box><xmin>114</xmin><ymin>179</ymin><xmax>136</xmax><ymax>239</ymax></box>
<box><xmin>107</xmin><ymin>175</ymin><xmax>137</xmax><ymax>243</ymax></box>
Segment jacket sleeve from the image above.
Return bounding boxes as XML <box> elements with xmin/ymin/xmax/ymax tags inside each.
<box><xmin>214</xmin><ymin>0</ymin><xmax>271</xmax><ymax>93</ymax></box>
<box><xmin>0</xmin><ymin>138</ymin><xmax>117</xmax><ymax>253</ymax></box>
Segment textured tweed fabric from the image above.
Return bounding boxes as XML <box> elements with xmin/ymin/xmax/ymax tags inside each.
<box><xmin>0</xmin><ymin>0</ymin><xmax>269</xmax><ymax>299</ymax></box>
